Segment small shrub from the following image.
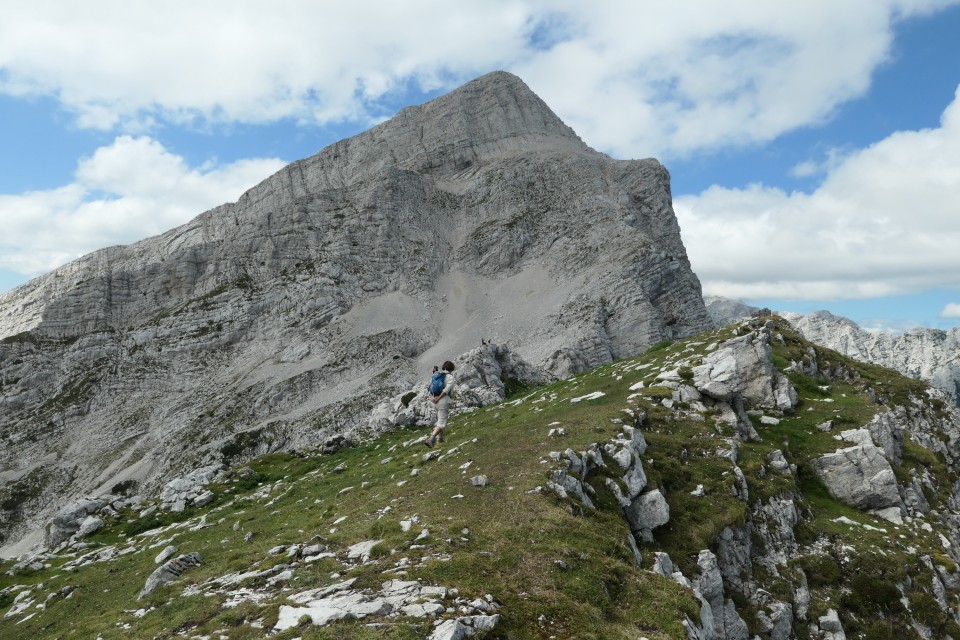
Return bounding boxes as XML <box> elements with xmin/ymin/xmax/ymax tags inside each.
<box><xmin>111</xmin><ymin>480</ymin><xmax>138</xmax><ymax>496</ymax></box>
<box><xmin>503</xmin><ymin>377</ymin><xmax>539</xmax><ymax>399</ymax></box>
<box><xmin>645</xmin><ymin>340</ymin><xmax>673</xmax><ymax>354</ymax></box>
<box><xmin>797</xmin><ymin>554</ymin><xmax>841</xmax><ymax>588</ymax></box>
<box><xmin>123</xmin><ymin>515</ymin><xmax>165</xmax><ymax>537</ymax></box>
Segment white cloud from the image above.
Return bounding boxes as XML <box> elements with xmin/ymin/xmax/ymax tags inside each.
<box><xmin>0</xmin><ymin>136</ymin><xmax>285</xmax><ymax>275</ymax></box>
<box><xmin>675</xmin><ymin>85</ymin><xmax>960</xmax><ymax>300</ymax></box>
<box><xmin>1</xmin><ymin>1</ymin><xmax>958</xmax><ymax>159</ymax></box>
<box><xmin>789</xmin><ymin>161</ymin><xmax>820</xmax><ymax>178</ymax></box>
<box><xmin>942</xmin><ymin>303</ymin><xmax>960</xmax><ymax>318</ymax></box>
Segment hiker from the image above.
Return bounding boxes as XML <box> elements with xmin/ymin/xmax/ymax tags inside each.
<box><xmin>424</xmin><ymin>360</ymin><xmax>456</xmax><ymax>448</ymax></box>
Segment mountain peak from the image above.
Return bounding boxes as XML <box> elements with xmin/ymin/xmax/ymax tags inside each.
<box><xmin>320</xmin><ymin>71</ymin><xmax>590</xmax><ymax>181</ymax></box>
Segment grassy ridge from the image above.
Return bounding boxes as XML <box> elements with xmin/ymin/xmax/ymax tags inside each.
<box><xmin>2</xmin><ymin>317</ymin><xmax>959</xmax><ymax>638</ymax></box>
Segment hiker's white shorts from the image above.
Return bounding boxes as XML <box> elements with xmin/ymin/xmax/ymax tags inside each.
<box><xmin>436</xmin><ymin>405</ymin><xmax>450</xmax><ymax>429</ymax></box>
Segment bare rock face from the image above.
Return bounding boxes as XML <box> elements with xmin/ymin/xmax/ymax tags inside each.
<box><xmin>0</xmin><ymin>71</ymin><xmax>710</xmax><ymax>553</ymax></box>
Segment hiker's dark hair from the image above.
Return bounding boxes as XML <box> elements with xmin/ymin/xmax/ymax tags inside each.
<box><xmin>442</xmin><ymin>360</ymin><xmax>455</xmax><ymax>372</ymax></box>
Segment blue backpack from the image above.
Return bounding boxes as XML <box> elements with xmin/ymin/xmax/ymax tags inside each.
<box><xmin>428</xmin><ymin>371</ymin><xmax>447</xmax><ymax>396</ymax></box>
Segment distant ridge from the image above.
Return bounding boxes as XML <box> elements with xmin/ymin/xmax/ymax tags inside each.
<box><xmin>704</xmin><ymin>296</ymin><xmax>960</xmax><ymax>405</ymax></box>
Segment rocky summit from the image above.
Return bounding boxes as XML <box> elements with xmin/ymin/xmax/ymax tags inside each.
<box><xmin>0</xmin><ymin>71</ymin><xmax>710</xmax><ymax>554</ymax></box>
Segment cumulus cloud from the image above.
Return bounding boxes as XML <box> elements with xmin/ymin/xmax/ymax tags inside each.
<box><xmin>0</xmin><ymin>136</ymin><xmax>285</xmax><ymax>275</ymax></box>
<box><xmin>942</xmin><ymin>303</ymin><xmax>960</xmax><ymax>319</ymax></box>
<box><xmin>1</xmin><ymin>1</ymin><xmax>957</xmax><ymax>159</ymax></box>
<box><xmin>675</xmin><ymin>85</ymin><xmax>960</xmax><ymax>300</ymax></box>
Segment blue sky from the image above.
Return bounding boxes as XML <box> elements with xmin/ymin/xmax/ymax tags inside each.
<box><xmin>1</xmin><ymin>1</ymin><xmax>959</xmax><ymax>332</ymax></box>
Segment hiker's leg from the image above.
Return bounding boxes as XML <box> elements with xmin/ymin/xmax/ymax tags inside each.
<box><xmin>433</xmin><ymin>405</ymin><xmax>449</xmax><ymax>439</ymax></box>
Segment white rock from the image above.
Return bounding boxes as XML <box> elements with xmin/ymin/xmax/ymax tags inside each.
<box><xmin>154</xmin><ymin>545</ymin><xmax>178</xmax><ymax>564</ymax></box>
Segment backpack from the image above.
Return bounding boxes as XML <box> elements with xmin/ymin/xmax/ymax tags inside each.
<box><xmin>428</xmin><ymin>371</ymin><xmax>447</xmax><ymax>396</ymax></box>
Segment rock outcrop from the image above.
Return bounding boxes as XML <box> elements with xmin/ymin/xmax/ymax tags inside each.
<box><xmin>810</xmin><ymin>443</ymin><xmax>904</xmax><ymax>518</ymax></box>
<box><xmin>0</xmin><ymin>71</ymin><xmax>711</xmax><ymax>554</ymax></box>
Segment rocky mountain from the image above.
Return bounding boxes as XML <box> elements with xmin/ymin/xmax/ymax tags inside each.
<box><xmin>782</xmin><ymin>311</ymin><xmax>960</xmax><ymax>406</ymax></box>
<box><xmin>704</xmin><ymin>298</ymin><xmax>960</xmax><ymax>407</ymax></box>
<box><xmin>0</xmin><ymin>71</ymin><xmax>711</xmax><ymax>555</ymax></box>
<box><xmin>5</xmin><ymin>315</ymin><xmax>960</xmax><ymax>639</ymax></box>
<box><xmin>703</xmin><ymin>295</ymin><xmax>762</xmax><ymax>327</ymax></box>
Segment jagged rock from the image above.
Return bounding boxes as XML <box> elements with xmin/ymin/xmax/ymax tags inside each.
<box><xmin>692</xmin><ymin>329</ymin><xmax>798</xmax><ymax>413</ymax></box>
<box><xmin>346</xmin><ymin>540</ymin><xmax>381</xmax><ymax>563</ymax></box>
<box><xmin>865</xmin><ymin>409</ymin><xmax>905</xmax><ymax>464</ymax></box>
<box><xmin>809</xmin><ymin>443</ymin><xmax>904</xmax><ymax>513</ymax></box>
<box><xmin>767</xmin><ymin>450</ymin><xmax>791</xmax><ymax>473</ymax></box>
<box><xmin>158</xmin><ymin>464</ymin><xmax>226</xmax><ymax>512</ymax></box>
<box><xmin>0</xmin><ymin>71</ymin><xmax>711</xmax><ymax>550</ymax></box>
<box><xmin>818</xmin><ymin>608</ymin><xmax>847</xmax><ymax>640</ymax></box>
<box><xmin>321</xmin><ymin>434</ymin><xmax>352</xmax><ymax>455</ymax></box>
<box><xmin>470</xmin><ymin>475</ymin><xmax>488</xmax><ymax>487</ymax></box>
<box><xmin>273</xmin><ymin>578</ymin><xmax>491</xmax><ymax>634</ymax></box>
<box><xmin>619</xmin><ymin>432</ymin><xmax>649</xmax><ymax>501</ymax></box>
<box><xmin>193</xmin><ymin>490</ymin><xmax>215</xmax><ymax>508</ymax></box>
<box><xmin>731</xmin><ymin>466</ymin><xmax>749</xmax><ymax>502</ymax></box>
<box><xmin>715</xmin><ymin>525</ymin><xmax>752</xmax><ymax>593</ymax></box>
<box><xmin>431</xmin><ymin>615</ymin><xmax>501</xmax><ymax>640</ymax></box>
<box><xmin>651</xmin><ymin>551</ymin><xmax>675</xmax><ymax>578</ymax></box>
<box><xmin>793</xmin><ymin>571</ymin><xmax>810</xmax><ymax>621</ymax></box>
<box><xmin>756</xmin><ymin>601</ymin><xmax>793</xmax><ymax>640</ymax></box>
<box><xmin>752</xmin><ymin>498</ymin><xmax>799</xmax><ymax>573</ymax></box>
<box><xmin>692</xmin><ymin>550</ymin><xmax>750</xmax><ymax>640</ymax></box>
<box><xmin>138</xmin><ymin>552</ymin><xmax>203</xmax><ymax>599</ymax></box>
<box><xmin>904</xmin><ymin>474</ymin><xmax>932</xmax><ymax>515</ymax></box>
<box><xmin>548</xmin><ymin>470</ymin><xmax>594</xmax><ymax>509</ymax></box>
<box><xmin>44</xmin><ymin>498</ymin><xmax>105</xmax><ymax>548</ymax></box>
<box><xmin>368</xmin><ymin>343</ymin><xmax>549</xmax><ymax>431</ymax></box>
<box><xmin>3</xmin><ymin>589</ymin><xmax>34</xmax><ymax>619</ymax></box>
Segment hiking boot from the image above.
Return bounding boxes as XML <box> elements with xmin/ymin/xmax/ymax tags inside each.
<box><xmin>423</xmin><ymin>437</ymin><xmax>434</xmax><ymax>448</ymax></box>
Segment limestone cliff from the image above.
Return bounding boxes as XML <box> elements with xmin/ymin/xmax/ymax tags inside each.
<box><xmin>0</xmin><ymin>71</ymin><xmax>711</xmax><ymax>552</ymax></box>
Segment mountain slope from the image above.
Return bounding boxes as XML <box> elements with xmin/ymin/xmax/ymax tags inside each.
<box><xmin>0</xmin><ymin>71</ymin><xmax>711</xmax><ymax>554</ymax></box>
<box><xmin>5</xmin><ymin>316</ymin><xmax>960</xmax><ymax>639</ymax></box>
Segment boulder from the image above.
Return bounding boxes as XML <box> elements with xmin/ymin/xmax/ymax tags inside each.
<box><xmin>138</xmin><ymin>552</ymin><xmax>203</xmax><ymax>599</ymax></box>
<box><xmin>809</xmin><ymin>444</ymin><xmax>904</xmax><ymax>512</ymax></box>
<box><xmin>818</xmin><ymin>608</ymin><xmax>847</xmax><ymax>640</ymax></box>
<box><xmin>692</xmin><ymin>330</ymin><xmax>798</xmax><ymax>412</ymax></box>
<box><xmin>193</xmin><ymin>490</ymin><xmax>215</xmax><ymax>507</ymax></box>
<box><xmin>624</xmin><ymin>489</ymin><xmax>669</xmax><ymax>541</ymax></box>
<box><xmin>76</xmin><ymin>516</ymin><xmax>103</xmax><ymax>538</ymax></box>
<box><xmin>44</xmin><ymin>498</ymin><xmax>105</xmax><ymax>548</ymax></box>
<box><xmin>154</xmin><ymin>545</ymin><xmax>178</xmax><ymax>564</ymax></box>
